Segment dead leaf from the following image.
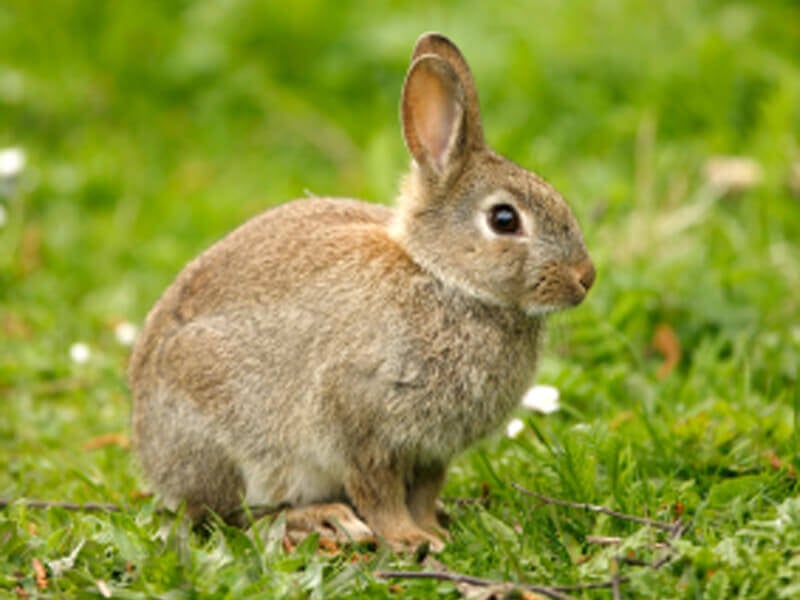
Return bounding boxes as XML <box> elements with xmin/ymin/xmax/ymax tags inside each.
<box><xmin>82</xmin><ymin>433</ymin><xmax>130</xmax><ymax>451</ymax></box>
<box><xmin>129</xmin><ymin>489</ymin><xmax>152</xmax><ymax>500</ymax></box>
<box><xmin>652</xmin><ymin>323</ymin><xmax>681</xmax><ymax>380</ymax></box>
<box><xmin>13</xmin><ymin>586</ymin><xmax>28</xmax><ymax>599</ymax></box>
<box><xmin>3</xmin><ymin>314</ymin><xmax>30</xmax><ymax>339</ymax></box>
<box><xmin>520</xmin><ymin>592</ymin><xmax>548</xmax><ymax>600</ymax></box>
<box><xmin>282</xmin><ymin>535</ymin><xmax>296</xmax><ymax>553</ymax></box>
<box><xmin>765</xmin><ymin>450</ymin><xmax>797</xmax><ymax>477</ymax></box>
<box><xmin>318</xmin><ymin>537</ymin><xmax>341</xmax><ymax>555</ymax></box>
<box><xmin>349</xmin><ymin>552</ymin><xmax>371</xmax><ymax>564</ymax></box>
<box><xmin>704</xmin><ymin>156</ymin><xmax>763</xmax><ymax>194</ymax></box>
<box><xmin>32</xmin><ymin>558</ymin><xmax>47</xmax><ymax>590</ymax></box>
<box><xmin>18</xmin><ymin>225</ymin><xmax>42</xmax><ymax>275</ymax></box>
<box><xmin>609</xmin><ymin>410</ymin><xmax>636</xmax><ymax>430</ymax></box>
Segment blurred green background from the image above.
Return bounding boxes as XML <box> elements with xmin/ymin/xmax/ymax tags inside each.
<box><xmin>1</xmin><ymin>0</ymin><xmax>800</xmax><ymax>597</ymax></box>
<box><xmin>1</xmin><ymin>0</ymin><xmax>798</xmax><ymax>330</ymax></box>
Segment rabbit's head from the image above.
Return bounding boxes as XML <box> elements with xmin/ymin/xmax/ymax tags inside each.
<box><xmin>392</xmin><ymin>33</ymin><xmax>594</xmax><ymax>316</ymax></box>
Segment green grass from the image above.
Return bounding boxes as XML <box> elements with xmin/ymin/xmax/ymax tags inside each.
<box><xmin>2</xmin><ymin>0</ymin><xmax>800</xmax><ymax>597</ymax></box>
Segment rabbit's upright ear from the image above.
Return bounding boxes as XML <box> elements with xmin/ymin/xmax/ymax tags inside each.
<box><xmin>402</xmin><ymin>55</ymin><xmax>470</xmax><ymax>180</ymax></box>
<box><xmin>411</xmin><ymin>33</ymin><xmax>484</xmax><ymax>146</ymax></box>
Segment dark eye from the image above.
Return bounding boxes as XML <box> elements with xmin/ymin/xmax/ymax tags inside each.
<box><xmin>488</xmin><ymin>204</ymin><xmax>520</xmax><ymax>234</ymax></box>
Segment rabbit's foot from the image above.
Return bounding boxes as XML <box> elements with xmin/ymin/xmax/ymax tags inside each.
<box><xmin>380</xmin><ymin>523</ymin><xmax>446</xmax><ymax>554</ymax></box>
<box><xmin>409</xmin><ymin>504</ymin><xmax>450</xmax><ymax>543</ymax></box>
<box><xmin>285</xmin><ymin>502</ymin><xmax>376</xmax><ymax>545</ymax></box>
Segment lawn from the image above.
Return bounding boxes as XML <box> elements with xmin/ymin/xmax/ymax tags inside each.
<box><xmin>2</xmin><ymin>0</ymin><xmax>800</xmax><ymax>597</ymax></box>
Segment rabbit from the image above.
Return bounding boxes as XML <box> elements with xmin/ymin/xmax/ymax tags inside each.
<box><xmin>128</xmin><ymin>32</ymin><xmax>595</xmax><ymax>552</ymax></box>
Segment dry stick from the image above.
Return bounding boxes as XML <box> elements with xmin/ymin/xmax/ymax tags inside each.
<box><xmin>0</xmin><ymin>498</ymin><xmax>288</xmax><ymax>521</ymax></box>
<box><xmin>586</xmin><ymin>535</ymin><xmax>624</xmax><ymax>546</ymax></box>
<box><xmin>512</xmin><ymin>483</ymin><xmax>681</xmax><ymax>533</ymax></box>
<box><xmin>0</xmin><ymin>498</ymin><xmax>123</xmax><ymax>512</ymax></box>
<box><xmin>376</xmin><ymin>569</ymin><xmax>639</xmax><ymax>598</ymax></box>
<box><xmin>612</xmin><ymin>574</ymin><xmax>623</xmax><ymax>600</ymax></box>
<box><xmin>374</xmin><ymin>570</ymin><xmax>577</xmax><ymax>600</ymax></box>
<box><xmin>548</xmin><ymin>578</ymin><xmax>630</xmax><ymax>592</ymax></box>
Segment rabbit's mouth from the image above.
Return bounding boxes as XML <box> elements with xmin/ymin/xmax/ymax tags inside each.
<box><xmin>523</xmin><ymin>258</ymin><xmax>594</xmax><ymax>314</ymax></box>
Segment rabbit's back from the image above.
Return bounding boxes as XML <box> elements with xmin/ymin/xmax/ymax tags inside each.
<box><xmin>129</xmin><ymin>198</ymin><xmax>392</xmax><ymax>376</ymax></box>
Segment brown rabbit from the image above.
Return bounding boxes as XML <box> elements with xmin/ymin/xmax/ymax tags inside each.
<box><xmin>129</xmin><ymin>32</ymin><xmax>594</xmax><ymax>552</ymax></box>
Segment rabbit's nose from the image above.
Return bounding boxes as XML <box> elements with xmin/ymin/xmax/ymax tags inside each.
<box><xmin>574</xmin><ymin>259</ymin><xmax>595</xmax><ymax>293</ymax></box>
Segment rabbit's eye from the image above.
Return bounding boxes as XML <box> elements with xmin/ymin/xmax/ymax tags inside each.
<box><xmin>488</xmin><ymin>204</ymin><xmax>520</xmax><ymax>235</ymax></box>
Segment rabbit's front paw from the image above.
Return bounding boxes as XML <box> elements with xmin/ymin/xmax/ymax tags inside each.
<box><xmin>285</xmin><ymin>502</ymin><xmax>376</xmax><ymax>545</ymax></box>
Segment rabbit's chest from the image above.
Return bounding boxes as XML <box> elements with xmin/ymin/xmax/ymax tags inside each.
<box><xmin>395</xmin><ymin>315</ymin><xmax>541</xmax><ymax>459</ymax></box>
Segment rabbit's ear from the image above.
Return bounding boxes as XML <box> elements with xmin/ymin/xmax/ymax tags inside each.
<box><xmin>411</xmin><ymin>33</ymin><xmax>485</xmax><ymax>147</ymax></box>
<box><xmin>402</xmin><ymin>55</ymin><xmax>468</xmax><ymax>177</ymax></box>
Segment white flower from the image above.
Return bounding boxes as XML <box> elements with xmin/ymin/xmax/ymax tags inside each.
<box><xmin>69</xmin><ymin>342</ymin><xmax>91</xmax><ymax>364</ymax></box>
<box><xmin>114</xmin><ymin>321</ymin><xmax>138</xmax><ymax>346</ymax></box>
<box><xmin>0</xmin><ymin>147</ymin><xmax>26</xmax><ymax>178</ymax></box>
<box><xmin>48</xmin><ymin>540</ymin><xmax>85</xmax><ymax>577</ymax></box>
<box><xmin>506</xmin><ymin>418</ymin><xmax>525</xmax><ymax>439</ymax></box>
<box><xmin>521</xmin><ymin>384</ymin><xmax>561</xmax><ymax>414</ymax></box>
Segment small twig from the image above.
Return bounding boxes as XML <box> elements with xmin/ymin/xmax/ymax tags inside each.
<box><xmin>612</xmin><ymin>574</ymin><xmax>623</xmax><ymax>600</ymax></box>
<box><xmin>0</xmin><ymin>498</ymin><xmax>290</xmax><ymax>521</ymax></box>
<box><xmin>0</xmin><ymin>498</ymin><xmax>123</xmax><ymax>512</ymax></box>
<box><xmin>618</xmin><ymin>556</ymin><xmax>649</xmax><ymax>567</ymax></box>
<box><xmin>590</xmin><ymin>536</ymin><xmax>673</xmax><ymax>553</ymax></box>
<box><xmin>651</xmin><ymin>520</ymin><xmax>690</xmax><ymax>569</ymax></box>
<box><xmin>376</xmin><ymin>570</ymin><xmax>574</xmax><ymax>600</ymax></box>
<box><xmin>586</xmin><ymin>535</ymin><xmax>623</xmax><ymax>546</ymax></box>
<box><xmin>512</xmin><ymin>483</ymin><xmax>680</xmax><ymax>532</ymax></box>
<box><xmin>618</xmin><ymin>548</ymin><xmax>676</xmax><ymax>569</ymax></box>
<box><xmin>550</xmin><ymin>578</ymin><xmax>630</xmax><ymax>592</ymax></box>
<box><xmin>375</xmin><ymin>569</ymin><xmax>639</xmax><ymax>600</ymax></box>
<box><xmin>376</xmin><ymin>570</ymin><xmax>496</xmax><ymax>588</ymax></box>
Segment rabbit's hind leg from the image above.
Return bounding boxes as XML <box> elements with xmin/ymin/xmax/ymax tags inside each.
<box><xmin>133</xmin><ymin>385</ymin><xmax>247</xmax><ymax>526</ymax></box>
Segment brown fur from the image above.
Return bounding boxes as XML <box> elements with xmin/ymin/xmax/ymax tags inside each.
<box><xmin>129</xmin><ymin>33</ymin><xmax>594</xmax><ymax>552</ymax></box>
